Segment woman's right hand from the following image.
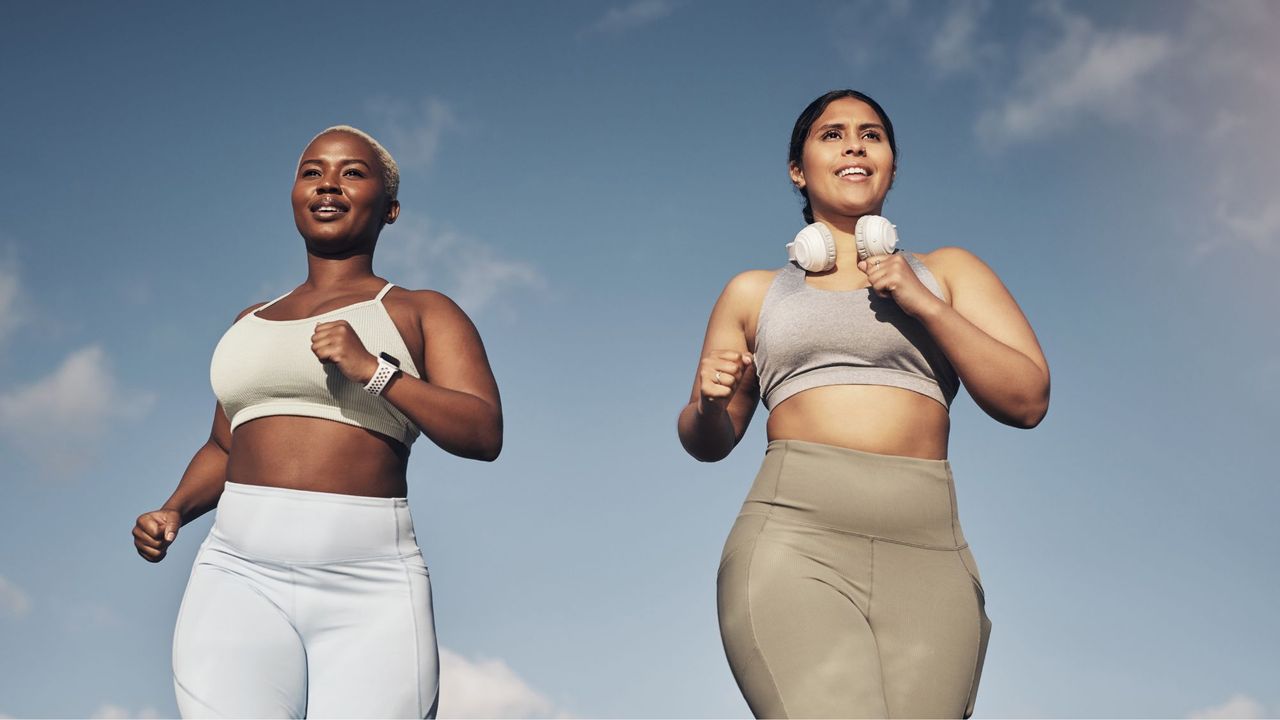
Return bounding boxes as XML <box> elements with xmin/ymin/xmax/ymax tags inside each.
<box><xmin>133</xmin><ymin>509</ymin><xmax>181</xmax><ymax>563</ymax></box>
<box><xmin>698</xmin><ymin>350</ymin><xmax>753</xmax><ymax>414</ymax></box>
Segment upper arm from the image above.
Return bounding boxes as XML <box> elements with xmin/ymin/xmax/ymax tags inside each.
<box><xmin>689</xmin><ymin>271</ymin><xmax>774</xmax><ymax>434</ymax></box>
<box><xmin>415</xmin><ymin>291</ymin><xmax>501</xmax><ymax>409</ymax></box>
<box><xmin>931</xmin><ymin>247</ymin><xmax>1049</xmax><ymax>377</ymax></box>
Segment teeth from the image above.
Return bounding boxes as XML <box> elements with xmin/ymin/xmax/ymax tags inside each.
<box><xmin>839</xmin><ymin>167</ymin><xmax>869</xmax><ymax>177</ymax></box>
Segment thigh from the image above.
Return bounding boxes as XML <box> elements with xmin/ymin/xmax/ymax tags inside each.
<box><xmin>870</xmin><ymin>542</ymin><xmax>991</xmax><ymax>719</ymax></box>
<box><xmin>172</xmin><ymin>548</ymin><xmax>306</xmax><ymax>718</ymax></box>
<box><xmin>302</xmin><ymin>554</ymin><xmax>439</xmax><ymax>719</ymax></box>
<box><xmin>719</xmin><ymin>518</ymin><xmax>889</xmax><ymax>719</ymax></box>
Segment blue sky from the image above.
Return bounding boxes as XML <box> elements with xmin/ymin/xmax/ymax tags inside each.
<box><xmin>1</xmin><ymin>1</ymin><xmax>1278</xmax><ymax>717</ymax></box>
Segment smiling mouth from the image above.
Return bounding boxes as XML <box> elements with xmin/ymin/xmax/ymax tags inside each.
<box><xmin>836</xmin><ymin>166</ymin><xmax>871</xmax><ymax>178</ymax></box>
<box><xmin>310</xmin><ymin>196</ymin><xmax>350</xmax><ymax>215</ymax></box>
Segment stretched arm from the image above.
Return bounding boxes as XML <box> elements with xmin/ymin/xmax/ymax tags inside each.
<box><xmin>133</xmin><ymin>401</ymin><xmax>232</xmax><ymax>562</ymax></box>
<box><xmin>311</xmin><ymin>291</ymin><xmax>502</xmax><ymax>461</ymax></box>
<box><xmin>677</xmin><ymin>272</ymin><xmax>769</xmax><ymax>462</ymax></box>
<box><xmin>866</xmin><ymin>247</ymin><xmax>1049</xmax><ymax>427</ymax></box>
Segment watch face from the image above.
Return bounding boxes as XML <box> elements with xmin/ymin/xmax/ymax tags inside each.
<box><xmin>379</xmin><ymin>352</ymin><xmax>401</xmax><ymax>367</ymax></box>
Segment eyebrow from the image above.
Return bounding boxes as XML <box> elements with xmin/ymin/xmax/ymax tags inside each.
<box><xmin>298</xmin><ymin>158</ymin><xmax>373</xmax><ymax>168</ymax></box>
<box><xmin>813</xmin><ymin>122</ymin><xmax>886</xmax><ymax>135</ymax></box>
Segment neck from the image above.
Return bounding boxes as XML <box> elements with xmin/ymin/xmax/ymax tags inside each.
<box><xmin>302</xmin><ymin>252</ymin><xmax>378</xmax><ymax>290</ymax></box>
<box><xmin>813</xmin><ymin>210</ymin><xmax>874</xmax><ymax>266</ymax></box>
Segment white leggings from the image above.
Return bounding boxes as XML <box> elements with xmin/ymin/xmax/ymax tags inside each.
<box><xmin>172</xmin><ymin>482</ymin><xmax>439</xmax><ymax>718</ymax></box>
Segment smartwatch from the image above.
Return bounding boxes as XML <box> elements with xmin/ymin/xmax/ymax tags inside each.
<box><xmin>364</xmin><ymin>352</ymin><xmax>402</xmax><ymax>396</ymax></box>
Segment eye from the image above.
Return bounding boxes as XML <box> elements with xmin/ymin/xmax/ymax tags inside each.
<box><xmin>343</xmin><ymin>168</ymin><xmax>365</xmax><ymax>178</ymax></box>
<box><xmin>862</xmin><ymin>130</ymin><xmax>882</xmax><ymax>141</ymax></box>
<box><xmin>821</xmin><ymin>129</ymin><xmax>842</xmax><ymax>140</ymax></box>
<box><xmin>301</xmin><ymin>168</ymin><xmax>321</xmax><ymax>177</ymax></box>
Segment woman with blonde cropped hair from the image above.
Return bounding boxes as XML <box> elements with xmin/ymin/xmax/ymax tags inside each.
<box><xmin>133</xmin><ymin>125</ymin><xmax>502</xmax><ymax>718</ymax></box>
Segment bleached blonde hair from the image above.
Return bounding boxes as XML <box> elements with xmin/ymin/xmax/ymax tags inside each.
<box><xmin>300</xmin><ymin>125</ymin><xmax>400</xmax><ymax>201</ymax></box>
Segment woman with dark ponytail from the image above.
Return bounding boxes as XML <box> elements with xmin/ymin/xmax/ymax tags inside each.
<box><xmin>677</xmin><ymin>90</ymin><xmax>1049</xmax><ymax>718</ymax></box>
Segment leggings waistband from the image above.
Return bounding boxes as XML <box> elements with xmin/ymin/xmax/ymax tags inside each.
<box><xmin>743</xmin><ymin>440</ymin><xmax>966</xmax><ymax>549</ymax></box>
<box><xmin>211</xmin><ymin>481</ymin><xmax>419</xmax><ymax>563</ymax></box>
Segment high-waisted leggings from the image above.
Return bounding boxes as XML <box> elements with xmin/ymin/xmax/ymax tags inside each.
<box><xmin>172</xmin><ymin>482</ymin><xmax>439</xmax><ymax>718</ymax></box>
<box><xmin>718</xmin><ymin>440</ymin><xmax>991</xmax><ymax>719</ymax></box>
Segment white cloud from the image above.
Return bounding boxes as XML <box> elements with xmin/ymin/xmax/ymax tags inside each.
<box><xmin>0</xmin><ymin>253</ymin><xmax>22</xmax><ymax>345</ymax></box>
<box><xmin>0</xmin><ymin>574</ymin><xmax>31</xmax><ymax>619</ymax></box>
<box><xmin>379</xmin><ymin>214</ymin><xmax>546</xmax><ymax>316</ymax></box>
<box><xmin>0</xmin><ymin>345</ymin><xmax>154</xmax><ymax>476</ymax></box>
<box><xmin>584</xmin><ymin>0</ymin><xmax>676</xmax><ymax>35</ymax></box>
<box><xmin>1189</xmin><ymin>694</ymin><xmax>1267</xmax><ymax>719</ymax></box>
<box><xmin>367</xmin><ymin>97</ymin><xmax>458</xmax><ymax>171</ymax></box>
<box><xmin>438</xmin><ymin>647</ymin><xmax>559</xmax><ymax>719</ymax></box>
<box><xmin>89</xmin><ymin>704</ymin><xmax>163</xmax><ymax>719</ymax></box>
<box><xmin>976</xmin><ymin>2</ymin><xmax>1172</xmax><ymax>145</ymax></box>
<box><xmin>928</xmin><ymin>0</ymin><xmax>998</xmax><ymax>75</ymax></box>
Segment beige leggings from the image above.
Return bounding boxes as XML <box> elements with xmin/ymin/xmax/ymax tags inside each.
<box><xmin>718</xmin><ymin>440</ymin><xmax>990</xmax><ymax>719</ymax></box>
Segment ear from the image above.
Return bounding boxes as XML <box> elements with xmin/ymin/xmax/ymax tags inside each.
<box><xmin>384</xmin><ymin>199</ymin><xmax>400</xmax><ymax>225</ymax></box>
<box><xmin>788</xmin><ymin>162</ymin><xmax>806</xmax><ymax>190</ymax></box>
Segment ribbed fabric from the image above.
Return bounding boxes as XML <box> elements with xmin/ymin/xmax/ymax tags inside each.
<box><xmin>754</xmin><ymin>253</ymin><xmax>959</xmax><ymax>410</ymax></box>
<box><xmin>210</xmin><ymin>282</ymin><xmax>422</xmax><ymax>446</ymax></box>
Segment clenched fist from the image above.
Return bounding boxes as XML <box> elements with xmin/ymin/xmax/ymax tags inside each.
<box><xmin>857</xmin><ymin>253</ymin><xmax>944</xmax><ymax>319</ymax></box>
<box><xmin>311</xmin><ymin>320</ymin><xmax>378</xmax><ymax>384</ymax></box>
<box><xmin>698</xmin><ymin>350</ymin><xmax>753</xmax><ymax>413</ymax></box>
<box><xmin>133</xmin><ymin>509</ymin><xmax>181</xmax><ymax>563</ymax></box>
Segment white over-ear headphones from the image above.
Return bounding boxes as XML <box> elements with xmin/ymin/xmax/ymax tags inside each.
<box><xmin>786</xmin><ymin>215</ymin><xmax>899</xmax><ymax>272</ymax></box>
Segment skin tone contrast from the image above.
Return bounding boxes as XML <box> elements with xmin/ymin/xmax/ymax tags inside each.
<box><xmin>677</xmin><ymin>96</ymin><xmax>1050</xmax><ymax>462</ymax></box>
<box><xmin>133</xmin><ymin>131</ymin><xmax>503</xmax><ymax>562</ymax></box>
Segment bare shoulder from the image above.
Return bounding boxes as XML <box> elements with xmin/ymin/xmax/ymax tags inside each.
<box><xmin>384</xmin><ymin>286</ymin><xmax>474</xmax><ymax>329</ymax></box>
<box><xmin>914</xmin><ymin>246</ymin><xmax>1001</xmax><ymax>300</ymax></box>
<box><xmin>233</xmin><ymin>302</ymin><xmax>268</xmax><ymax>323</ymax></box>
<box><xmin>721</xmin><ymin>269</ymin><xmax>779</xmax><ymax>307</ymax></box>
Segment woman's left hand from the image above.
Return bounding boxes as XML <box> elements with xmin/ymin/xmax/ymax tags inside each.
<box><xmin>312</xmin><ymin>320</ymin><xmax>378</xmax><ymax>384</ymax></box>
<box><xmin>858</xmin><ymin>253</ymin><xmax>945</xmax><ymax>318</ymax></box>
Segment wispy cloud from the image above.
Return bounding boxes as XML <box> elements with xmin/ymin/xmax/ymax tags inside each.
<box><xmin>1189</xmin><ymin>694</ymin><xmax>1267</xmax><ymax>719</ymax></box>
<box><xmin>583</xmin><ymin>0</ymin><xmax>676</xmax><ymax>35</ymax></box>
<box><xmin>438</xmin><ymin>647</ymin><xmax>560</xmax><ymax>718</ymax></box>
<box><xmin>367</xmin><ymin>97</ymin><xmax>459</xmax><ymax>171</ymax></box>
<box><xmin>976</xmin><ymin>2</ymin><xmax>1172</xmax><ymax>146</ymax></box>
<box><xmin>89</xmin><ymin>704</ymin><xmax>163</xmax><ymax>719</ymax></box>
<box><xmin>0</xmin><ymin>574</ymin><xmax>31</xmax><ymax>619</ymax></box>
<box><xmin>928</xmin><ymin>0</ymin><xmax>998</xmax><ymax>75</ymax></box>
<box><xmin>1183</xmin><ymin>0</ymin><xmax>1280</xmax><ymax>256</ymax></box>
<box><xmin>0</xmin><ymin>345</ymin><xmax>154</xmax><ymax>476</ymax></box>
<box><xmin>0</xmin><ymin>252</ymin><xmax>23</xmax><ymax>346</ymax></box>
<box><xmin>379</xmin><ymin>214</ymin><xmax>546</xmax><ymax>316</ymax></box>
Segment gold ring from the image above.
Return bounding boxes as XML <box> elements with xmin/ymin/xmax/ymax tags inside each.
<box><xmin>715</xmin><ymin>370</ymin><xmax>723</xmax><ymax>384</ymax></box>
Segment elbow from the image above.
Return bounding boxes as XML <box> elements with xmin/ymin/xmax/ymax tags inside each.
<box><xmin>476</xmin><ymin>417</ymin><xmax>503</xmax><ymax>462</ymax></box>
<box><xmin>1007</xmin><ymin>385</ymin><xmax>1050</xmax><ymax>429</ymax></box>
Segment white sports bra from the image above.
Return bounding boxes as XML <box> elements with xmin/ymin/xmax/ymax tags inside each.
<box><xmin>209</xmin><ymin>282</ymin><xmax>422</xmax><ymax>446</ymax></box>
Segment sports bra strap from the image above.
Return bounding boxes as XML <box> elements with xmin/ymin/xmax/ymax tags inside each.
<box><xmin>253</xmin><ymin>290</ymin><xmax>294</xmax><ymax>315</ymax></box>
<box><xmin>375</xmin><ymin>282</ymin><xmax>396</xmax><ymax>302</ymax></box>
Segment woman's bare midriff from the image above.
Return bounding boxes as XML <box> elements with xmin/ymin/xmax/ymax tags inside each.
<box><xmin>766</xmin><ymin>385</ymin><xmax>951</xmax><ymax>460</ymax></box>
<box><xmin>226</xmin><ymin>416</ymin><xmax>410</xmax><ymax>497</ymax></box>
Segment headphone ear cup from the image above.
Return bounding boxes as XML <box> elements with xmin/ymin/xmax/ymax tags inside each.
<box><xmin>855</xmin><ymin>215</ymin><xmax>899</xmax><ymax>260</ymax></box>
<box><xmin>787</xmin><ymin>223</ymin><xmax>836</xmax><ymax>272</ymax></box>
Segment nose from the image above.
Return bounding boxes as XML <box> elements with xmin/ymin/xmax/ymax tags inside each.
<box><xmin>316</xmin><ymin>168</ymin><xmax>343</xmax><ymax>195</ymax></box>
<box><xmin>843</xmin><ymin>138</ymin><xmax>866</xmax><ymax>157</ymax></box>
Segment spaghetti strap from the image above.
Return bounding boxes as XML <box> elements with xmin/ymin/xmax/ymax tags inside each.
<box><xmin>374</xmin><ymin>282</ymin><xmax>396</xmax><ymax>302</ymax></box>
<box><xmin>252</xmin><ymin>290</ymin><xmax>294</xmax><ymax>316</ymax></box>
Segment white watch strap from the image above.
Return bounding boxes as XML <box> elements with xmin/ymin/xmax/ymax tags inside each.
<box><xmin>364</xmin><ymin>357</ymin><xmax>400</xmax><ymax>396</ymax></box>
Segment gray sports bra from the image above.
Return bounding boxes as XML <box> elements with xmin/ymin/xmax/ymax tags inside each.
<box><xmin>753</xmin><ymin>254</ymin><xmax>959</xmax><ymax>410</ymax></box>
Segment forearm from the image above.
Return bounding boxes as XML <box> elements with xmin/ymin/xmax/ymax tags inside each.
<box><xmin>381</xmin><ymin>374</ymin><xmax>503</xmax><ymax>461</ymax></box>
<box><xmin>677</xmin><ymin>400</ymin><xmax>738</xmax><ymax>462</ymax></box>
<box><xmin>916</xmin><ymin>302</ymin><xmax>1050</xmax><ymax>427</ymax></box>
<box><xmin>162</xmin><ymin>440</ymin><xmax>230</xmax><ymax>525</ymax></box>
